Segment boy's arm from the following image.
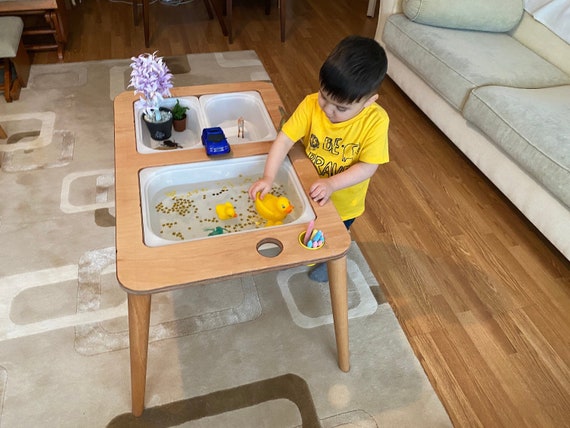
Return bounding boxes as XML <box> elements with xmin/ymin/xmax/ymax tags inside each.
<box><xmin>248</xmin><ymin>131</ymin><xmax>296</xmax><ymax>199</ymax></box>
<box><xmin>309</xmin><ymin>161</ymin><xmax>379</xmax><ymax>206</ymax></box>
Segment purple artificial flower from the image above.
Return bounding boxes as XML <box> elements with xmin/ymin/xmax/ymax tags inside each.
<box><xmin>129</xmin><ymin>52</ymin><xmax>173</xmax><ymax>120</ymax></box>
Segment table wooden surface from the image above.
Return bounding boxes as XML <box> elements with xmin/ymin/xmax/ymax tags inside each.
<box><xmin>114</xmin><ymin>81</ymin><xmax>352</xmax><ymax>416</ymax></box>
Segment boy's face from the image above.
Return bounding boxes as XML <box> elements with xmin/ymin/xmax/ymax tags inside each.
<box><xmin>318</xmin><ymin>90</ymin><xmax>379</xmax><ymax>124</ymax></box>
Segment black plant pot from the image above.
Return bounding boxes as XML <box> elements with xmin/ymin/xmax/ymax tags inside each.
<box><xmin>143</xmin><ymin>107</ymin><xmax>173</xmax><ymax>141</ymax></box>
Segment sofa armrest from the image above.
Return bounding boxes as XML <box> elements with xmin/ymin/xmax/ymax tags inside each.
<box><xmin>375</xmin><ymin>0</ymin><xmax>403</xmax><ymax>45</ymax></box>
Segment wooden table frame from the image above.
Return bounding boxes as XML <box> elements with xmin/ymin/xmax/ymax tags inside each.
<box><xmin>114</xmin><ymin>82</ymin><xmax>351</xmax><ymax>417</ymax></box>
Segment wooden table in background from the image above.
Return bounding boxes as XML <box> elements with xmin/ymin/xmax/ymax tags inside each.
<box><xmin>113</xmin><ymin>81</ymin><xmax>352</xmax><ymax>417</ymax></box>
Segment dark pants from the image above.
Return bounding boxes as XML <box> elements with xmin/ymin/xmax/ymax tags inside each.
<box><xmin>343</xmin><ymin>218</ymin><xmax>355</xmax><ymax>229</ymax></box>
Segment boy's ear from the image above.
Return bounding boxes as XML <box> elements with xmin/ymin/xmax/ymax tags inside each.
<box><xmin>364</xmin><ymin>94</ymin><xmax>379</xmax><ymax>107</ymax></box>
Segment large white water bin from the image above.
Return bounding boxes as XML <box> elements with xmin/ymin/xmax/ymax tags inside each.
<box><xmin>139</xmin><ymin>155</ymin><xmax>314</xmax><ymax>247</ymax></box>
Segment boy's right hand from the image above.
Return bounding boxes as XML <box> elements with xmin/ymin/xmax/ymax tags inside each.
<box><xmin>248</xmin><ymin>178</ymin><xmax>273</xmax><ymax>200</ymax></box>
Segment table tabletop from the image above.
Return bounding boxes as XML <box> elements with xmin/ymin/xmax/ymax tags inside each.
<box><xmin>113</xmin><ymin>81</ymin><xmax>352</xmax><ymax>293</ymax></box>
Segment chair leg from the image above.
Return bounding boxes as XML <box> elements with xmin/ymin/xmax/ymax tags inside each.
<box><xmin>47</xmin><ymin>10</ymin><xmax>65</xmax><ymax>61</ymax></box>
<box><xmin>208</xmin><ymin>0</ymin><xmax>228</xmax><ymax>36</ymax></box>
<box><xmin>224</xmin><ymin>0</ymin><xmax>284</xmax><ymax>43</ymax></box>
<box><xmin>202</xmin><ymin>0</ymin><xmax>214</xmax><ymax>19</ymax></box>
<box><xmin>12</xmin><ymin>39</ymin><xmax>31</xmax><ymax>88</ymax></box>
<box><xmin>131</xmin><ymin>0</ymin><xmax>150</xmax><ymax>48</ymax></box>
<box><xmin>9</xmin><ymin>77</ymin><xmax>22</xmax><ymax>102</ymax></box>
<box><xmin>1</xmin><ymin>36</ymin><xmax>32</xmax><ymax>104</ymax></box>
<box><xmin>3</xmin><ymin>58</ymin><xmax>12</xmax><ymax>103</ymax></box>
<box><xmin>226</xmin><ymin>0</ymin><xmax>233</xmax><ymax>44</ymax></box>
<box><xmin>265</xmin><ymin>0</ymin><xmax>285</xmax><ymax>41</ymax></box>
<box><xmin>132</xmin><ymin>0</ymin><xmax>139</xmax><ymax>25</ymax></box>
<box><xmin>280</xmin><ymin>0</ymin><xmax>286</xmax><ymax>42</ymax></box>
<box><xmin>143</xmin><ymin>0</ymin><xmax>150</xmax><ymax>47</ymax></box>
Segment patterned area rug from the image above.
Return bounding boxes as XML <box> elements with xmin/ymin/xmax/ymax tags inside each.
<box><xmin>0</xmin><ymin>51</ymin><xmax>451</xmax><ymax>427</ymax></box>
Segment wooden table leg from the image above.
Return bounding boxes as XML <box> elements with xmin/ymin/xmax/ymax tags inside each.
<box><xmin>128</xmin><ymin>293</ymin><xmax>152</xmax><ymax>417</ymax></box>
<box><xmin>327</xmin><ymin>256</ymin><xmax>350</xmax><ymax>372</ymax></box>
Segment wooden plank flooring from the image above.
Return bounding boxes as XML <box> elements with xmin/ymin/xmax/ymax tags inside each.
<box><xmin>29</xmin><ymin>0</ymin><xmax>570</xmax><ymax>426</ymax></box>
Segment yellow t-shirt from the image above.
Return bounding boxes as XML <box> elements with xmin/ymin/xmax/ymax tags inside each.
<box><xmin>282</xmin><ymin>93</ymin><xmax>389</xmax><ymax>220</ymax></box>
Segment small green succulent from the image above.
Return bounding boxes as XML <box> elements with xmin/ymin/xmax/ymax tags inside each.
<box><xmin>171</xmin><ymin>99</ymin><xmax>189</xmax><ymax>120</ymax></box>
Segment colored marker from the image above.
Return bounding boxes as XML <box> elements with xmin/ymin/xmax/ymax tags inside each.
<box><xmin>311</xmin><ymin>230</ymin><xmax>323</xmax><ymax>241</ymax></box>
<box><xmin>304</xmin><ymin>220</ymin><xmax>315</xmax><ymax>245</ymax></box>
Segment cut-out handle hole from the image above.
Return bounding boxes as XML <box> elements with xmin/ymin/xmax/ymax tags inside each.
<box><xmin>256</xmin><ymin>238</ymin><xmax>283</xmax><ymax>258</ymax></box>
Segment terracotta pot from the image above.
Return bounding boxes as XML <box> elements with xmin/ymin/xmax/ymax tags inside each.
<box><xmin>173</xmin><ymin>114</ymin><xmax>187</xmax><ymax>132</ymax></box>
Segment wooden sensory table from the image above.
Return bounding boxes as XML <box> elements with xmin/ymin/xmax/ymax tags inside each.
<box><xmin>113</xmin><ymin>81</ymin><xmax>352</xmax><ymax>416</ymax></box>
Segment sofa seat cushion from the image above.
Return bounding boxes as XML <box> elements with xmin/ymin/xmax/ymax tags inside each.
<box><xmin>383</xmin><ymin>14</ymin><xmax>570</xmax><ymax>110</ymax></box>
<box><xmin>0</xmin><ymin>17</ymin><xmax>24</xmax><ymax>58</ymax></box>
<box><xmin>463</xmin><ymin>85</ymin><xmax>570</xmax><ymax>207</ymax></box>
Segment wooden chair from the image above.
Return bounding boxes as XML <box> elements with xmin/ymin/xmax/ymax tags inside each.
<box><xmin>0</xmin><ymin>16</ymin><xmax>30</xmax><ymax>103</ymax></box>
<box><xmin>225</xmin><ymin>0</ymin><xmax>287</xmax><ymax>44</ymax></box>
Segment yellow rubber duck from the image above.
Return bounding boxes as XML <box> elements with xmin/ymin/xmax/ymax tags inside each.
<box><xmin>255</xmin><ymin>192</ymin><xmax>294</xmax><ymax>226</ymax></box>
<box><xmin>215</xmin><ymin>202</ymin><xmax>237</xmax><ymax>220</ymax></box>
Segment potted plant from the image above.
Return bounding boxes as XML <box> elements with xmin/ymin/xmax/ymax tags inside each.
<box><xmin>171</xmin><ymin>99</ymin><xmax>189</xmax><ymax>132</ymax></box>
<box><xmin>129</xmin><ymin>51</ymin><xmax>174</xmax><ymax>141</ymax></box>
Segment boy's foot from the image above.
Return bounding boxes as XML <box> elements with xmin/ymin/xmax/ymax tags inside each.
<box><xmin>308</xmin><ymin>263</ymin><xmax>328</xmax><ymax>282</ymax></box>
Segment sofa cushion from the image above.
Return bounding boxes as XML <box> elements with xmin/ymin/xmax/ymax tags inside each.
<box><xmin>463</xmin><ymin>85</ymin><xmax>570</xmax><ymax>207</ymax></box>
<box><xmin>403</xmin><ymin>0</ymin><xmax>523</xmax><ymax>32</ymax></box>
<box><xmin>383</xmin><ymin>14</ymin><xmax>570</xmax><ymax>110</ymax></box>
<box><xmin>510</xmin><ymin>12</ymin><xmax>570</xmax><ymax>76</ymax></box>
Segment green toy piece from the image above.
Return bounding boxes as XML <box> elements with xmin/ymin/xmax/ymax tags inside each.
<box><xmin>206</xmin><ymin>226</ymin><xmax>228</xmax><ymax>236</ymax></box>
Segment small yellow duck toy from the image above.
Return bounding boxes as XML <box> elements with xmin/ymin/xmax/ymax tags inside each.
<box><xmin>215</xmin><ymin>202</ymin><xmax>237</xmax><ymax>220</ymax></box>
<box><xmin>255</xmin><ymin>192</ymin><xmax>294</xmax><ymax>226</ymax></box>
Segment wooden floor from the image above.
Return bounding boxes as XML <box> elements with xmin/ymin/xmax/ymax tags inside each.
<box><xmin>32</xmin><ymin>0</ymin><xmax>570</xmax><ymax>426</ymax></box>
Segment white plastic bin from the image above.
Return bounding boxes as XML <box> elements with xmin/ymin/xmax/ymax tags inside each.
<box><xmin>139</xmin><ymin>155</ymin><xmax>314</xmax><ymax>247</ymax></box>
<box><xmin>134</xmin><ymin>96</ymin><xmax>204</xmax><ymax>154</ymax></box>
<box><xmin>133</xmin><ymin>91</ymin><xmax>277</xmax><ymax>154</ymax></box>
<box><xmin>200</xmin><ymin>91</ymin><xmax>277</xmax><ymax>145</ymax></box>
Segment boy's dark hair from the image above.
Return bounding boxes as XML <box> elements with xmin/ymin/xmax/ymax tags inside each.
<box><xmin>319</xmin><ymin>35</ymin><xmax>388</xmax><ymax>103</ymax></box>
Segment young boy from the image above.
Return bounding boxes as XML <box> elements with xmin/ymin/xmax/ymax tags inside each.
<box><xmin>248</xmin><ymin>35</ymin><xmax>389</xmax><ymax>282</ymax></box>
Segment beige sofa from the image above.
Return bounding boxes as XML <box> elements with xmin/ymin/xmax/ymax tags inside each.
<box><xmin>375</xmin><ymin>0</ymin><xmax>570</xmax><ymax>260</ymax></box>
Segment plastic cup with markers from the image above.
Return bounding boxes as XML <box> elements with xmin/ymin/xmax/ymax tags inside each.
<box><xmin>298</xmin><ymin>223</ymin><xmax>325</xmax><ymax>250</ymax></box>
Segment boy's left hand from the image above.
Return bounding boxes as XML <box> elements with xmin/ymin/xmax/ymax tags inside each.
<box><xmin>309</xmin><ymin>179</ymin><xmax>334</xmax><ymax>206</ymax></box>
